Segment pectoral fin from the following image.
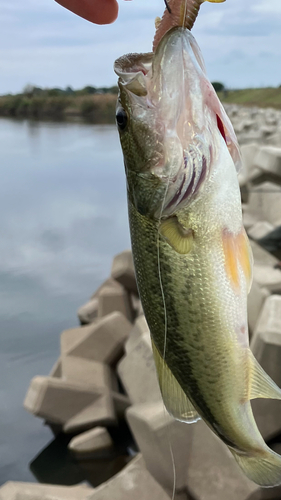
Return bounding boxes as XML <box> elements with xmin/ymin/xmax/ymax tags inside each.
<box><xmin>247</xmin><ymin>350</ymin><xmax>281</xmax><ymax>401</ymax></box>
<box><xmin>152</xmin><ymin>339</ymin><xmax>200</xmax><ymax>423</ymax></box>
<box><xmin>159</xmin><ymin>217</ymin><xmax>194</xmax><ymax>255</ymax></box>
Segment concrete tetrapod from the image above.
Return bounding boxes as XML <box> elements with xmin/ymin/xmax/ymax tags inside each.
<box><xmin>185</xmin><ymin>420</ymin><xmax>258</xmax><ymax>500</ymax></box>
<box><xmin>111</xmin><ymin>250</ymin><xmax>138</xmax><ymax>294</ymax></box>
<box><xmin>117</xmin><ymin>332</ymin><xmax>162</xmax><ymax>405</ymax></box>
<box><xmin>251</xmin><ymin>295</ymin><xmax>281</xmax><ymax>440</ymax></box>
<box><xmin>61</xmin><ymin>312</ymin><xmax>131</xmax><ymax>365</ymax></box>
<box><xmin>0</xmin><ymin>482</ymin><xmax>92</xmax><ymax>500</ymax></box>
<box><xmin>24</xmin><ymin>376</ymin><xmax>116</xmax><ymax>432</ymax></box>
<box><xmin>87</xmin><ymin>455</ymin><xmax>171</xmax><ymax>500</ymax></box>
<box><xmin>126</xmin><ymin>401</ymin><xmax>192</xmax><ymax>493</ymax></box>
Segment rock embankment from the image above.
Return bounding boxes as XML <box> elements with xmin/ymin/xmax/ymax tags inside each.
<box><xmin>2</xmin><ymin>107</ymin><xmax>281</xmax><ymax>499</ymax></box>
<box><xmin>225</xmin><ymin>104</ymin><xmax>281</xmax><ymax>146</ymax></box>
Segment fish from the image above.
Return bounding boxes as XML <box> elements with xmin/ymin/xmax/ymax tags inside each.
<box><xmin>114</xmin><ymin>9</ymin><xmax>281</xmax><ymax>489</ymax></box>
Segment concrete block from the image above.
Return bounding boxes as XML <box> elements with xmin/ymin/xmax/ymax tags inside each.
<box><xmin>126</xmin><ymin>401</ymin><xmax>193</xmax><ymax>492</ymax></box>
<box><xmin>78</xmin><ymin>298</ymin><xmax>99</xmax><ymax>325</ymax></box>
<box><xmin>185</xmin><ymin>420</ymin><xmax>258</xmax><ymax>500</ymax></box>
<box><xmin>236</xmin><ymin>119</ymin><xmax>255</xmax><ymax>134</ymax></box>
<box><xmin>61</xmin><ymin>325</ymin><xmax>91</xmax><ymax>355</ymax></box>
<box><xmin>111</xmin><ymin>391</ymin><xmax>130</xmax><ymax>417</ymax></box>
<box><xmin>63</xmin><ymin>312</ymin><xmax>131</xmax><ymax>365</ymax></box>
<box><xmin>111</xmin><ymin>250</ymin><xmax>138</xmax><ymax>294</ymax></box>
<box><xmin>240</xmin><ymin>143</ymin><xmax>260</xmax><ymax>181</ymax></box>
<box><xmin>117</xmin><ymin>333</ymin><xmax>162</xmax><ymax>404</ymax></box>
<box><xmin>97</xmin><ymin>286</ymin><xmax>133</xmax><ymax>322</ymax></box>
<box><xmin>265</xmin><ymin>110</ymin><xmax>278</xmax><ymax>126</ymax></box>
<box><xmin>251</xmin><ymin>295</ymin><xmax>281</xmax><ymax>383</ymax></box>
<box><xmin>125</xmin><ymin>315</ymin><xmax>149</xmax><ymax>354</ymax></box>
<box><xmin>130</xmin><ymin>294</ymin><xmax>143</xmax><ymax>317</ymax></box>
<box><xmin>238</xmin><ymin>129</ymin><xmax>263</xmax><ymax>144</ymax></box>
<box><xmin>63</xmin><ymin>390</ymin><xmax>116</xmax><ymax>433</ymax></box>
<box><xmin>49</xmin><ymin>358</ymin><xmax>62</xmax><ymax>378</ymax></box>
<box><xmin>0</xmin><ymin>482</ymin><xmax>92</xmax><ymax>500</ymax></box>
<box><xmin>251</xmin><ymin>295</ymin><xmax>281</xmax><ymax>440</ymax></box>
<box><xmin>257</xmin><ymin>224</ymin><xmax>281</xmax><ymax>260</ymax></box>
<box><xmin>266</xmin><ymin>130</ymin><xmax>281</xmax><ymax>148</ymax></box>
<box><xmin>247</xmin><ymin>279</ymin><xmax>269</xmax><ymax>336</ymax></box>
<box><xmin>253</xmin><ymin>146</ymin><xmax>281</xmax><ymax>179</ymax></box>
<box><xmin>261</xmin><ymin>125</ymin><xmax>277</xmax><ymax>139</ymax></box>
<box><xmin>88</xmin><ymin>454</ymin><xmax>171</xmax><ymax>500</ymax></box>
<box><xmin>24</xmin><ymin>376</ymin><xmax>116</xmax><ymax>430</ymax></box>
<box><xmin>247</xmin><ymin>221</ymin><xmax>274</xmax><ymax>240</ymax></box>
<box><xmin>68</xmin><ymin>427</ymin><xmax>113</xmax><ymax>455</ymax></box>
<box><xmin>61</xmin><ymin>356</ymin><xmax>118</xmax><ymax>392</ymax></box>
<box><xmin>90</xmin><ymin>277</ymin><xmax>124</xmax><ymax>299</ymax></box>
<box><xmin>79</xmin><ymin>278</ymin><xmax>123</xmax><ymax>325</ymax></box>
<box><xmin>248</xmin><ymin>182</ymin><xmax>281</xmax><ymax>227</ymax></box>
<box><xmin>242</xmin><ymin>205</ymin><xmax>259</xmax><ymax>231</ymax></box>
<box><xmin>249</xmin><ymin>239</ymin><xmax>279</xmax><ymax>267</ymax></box>
<box><xmin>253</xmin><ymin>265</ymin><xmax>281</xmax><ymax>293</ymax></box>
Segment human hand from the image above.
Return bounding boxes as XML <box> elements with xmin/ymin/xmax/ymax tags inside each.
<box><xmin>55</xmin><ymin>0</ymin><xmax>121</xmax><ymax>24</ymax></box>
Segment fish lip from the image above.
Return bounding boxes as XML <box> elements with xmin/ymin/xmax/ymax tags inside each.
<box><xmin>114</xmin><ymin>52</ymin><xmax>153</xmax><ymax>97</ymax></box>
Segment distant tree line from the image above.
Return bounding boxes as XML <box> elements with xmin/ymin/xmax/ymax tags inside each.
<box><xmin>211</xmin><ymin>82</ymin><xmax>225</xmax><ymax>92</ymax></box>
<box><xmin>20</xmin><ymin>84</ymin><xmax>118</xmax><ymax>98</ymax></box>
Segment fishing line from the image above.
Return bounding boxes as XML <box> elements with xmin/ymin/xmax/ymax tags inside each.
<box><xmin>164</xmin><ymin>0</ymin><xmax>172</xmax><ymax>14</ymax></box>
<box><xmin>156</xmin><ymin>104</ymin><xmax>179</xmax><ymax>500</ymax></box>
<box><xmin>168</xmin><ymin>424</ymin><xmax>177</xmax><ymax>500</ymax></box>
<box><xmin>156</xmin><ymin>177</ymin><xmax>170</xmax><ymax>365</ymax></box>
<box><xmin>157</xmin><ymin>6</ymin><xmax>190</xmax><ymax>496</ymax></box>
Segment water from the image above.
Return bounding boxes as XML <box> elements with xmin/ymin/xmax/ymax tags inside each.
<box><xmin>0</xmin><ymin>118</ymin><xmax>131</xmax><ymax>485</ymax></box>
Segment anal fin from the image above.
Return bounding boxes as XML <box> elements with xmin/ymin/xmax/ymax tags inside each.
<box><xmin>247</xmin><ymin>350</ymin><xmax>281</xmax><ymax>401</ymax></box>
<box><xmin>152</xmin><ymin>339</ymin><xmax>200</xmax><ymax>423</ymax></box>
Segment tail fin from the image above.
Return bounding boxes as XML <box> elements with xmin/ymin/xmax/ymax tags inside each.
<box><xmin>230</xmin><ymin>446</ymin><xmax>281</xmax><ymax>487</ymax></box>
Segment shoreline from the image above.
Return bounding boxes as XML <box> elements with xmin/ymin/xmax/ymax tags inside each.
<box><xmin>0</xmin><ymin>93</ymin><xmax>118</xmax><ymax>123</ymax></box>
<box><xmin>1</xmin><ymin>87</ymin><xmax>281</xmax><ymax>122</ymax></box>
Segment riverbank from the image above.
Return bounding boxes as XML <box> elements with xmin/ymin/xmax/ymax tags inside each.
<box><xmin>218</xmin><ymin>87</ymin><xmax>281</xmax><ymax>109</ymax></box>
<box><xmin>0</xmin><ymin>93</ymin><xmax>117</xmax><ymax>122</ymax></box>
<box><xmin>2</xmin><ymin>86</ymin><xmax>281</xmax><ymax>123</ymax></box>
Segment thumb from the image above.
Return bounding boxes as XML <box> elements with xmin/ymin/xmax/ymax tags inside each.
<box><xmin>54</xmin><ymin>0</ymin><xmax>119</xmax><ymax>25</ymax></box>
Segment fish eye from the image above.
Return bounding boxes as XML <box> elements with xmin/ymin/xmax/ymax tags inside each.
<box><xmin>116</xmin><ymin>107</ymin><xmax>128</xmax><ymax>131</ymax></box>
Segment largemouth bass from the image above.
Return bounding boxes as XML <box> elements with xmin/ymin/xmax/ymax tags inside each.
<box><xmin>114</xmin><ymin>25</ymin><xmax>281</xmax><ymax>487</ymax></box>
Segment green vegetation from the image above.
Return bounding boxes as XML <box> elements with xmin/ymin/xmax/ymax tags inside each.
<box><xmin>2</xmin><ymin>84</ymin><xmax>281</xmax><ymax>122</ymax></box>
<box><xmin>0</xmin><ymin>85</ymin><xmax>118</xmax><ymax>122</ymax></box>
<box><xmin>217</xmin><ymin>87</ymin><xmax>281</xmax><ymax>109</ymax></box>
<box><xmin>212</xmin><ymin>82</ymin><xmax>225</xmax><ymax>92</ymax></box>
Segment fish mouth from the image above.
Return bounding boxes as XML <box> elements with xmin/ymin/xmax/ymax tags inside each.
<box><xmin>115</xmin><ymin>28</ymin><xmax>241</xmax><ymax>217</ymax></box>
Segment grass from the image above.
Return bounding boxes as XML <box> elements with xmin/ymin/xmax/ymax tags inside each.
<box><xmin>2</xmin><ymin>86</ymin><xmax>281</xmax><ymax>123</ymax></box>
<box><xmin>217</xmin><ymin>87</ymin><xmax>281</xmax><ymax>109</ymax></box>
<box><xmin>0</xmin><ymin>93</ymin><xmax>117</xmax><ymax>122</ymax></box>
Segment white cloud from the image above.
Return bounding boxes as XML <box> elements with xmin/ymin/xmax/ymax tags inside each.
<box><xmin>0</xmin><ymin>0</ymin><xmax>281</xmax><ymax>92</ymax></box>
<box><xmin>253</xmin><ymin>0</ymin><xmax>281</xmax><ymax>13</ymax></box>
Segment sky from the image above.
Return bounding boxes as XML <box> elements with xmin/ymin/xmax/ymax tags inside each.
<box><xmin>1</xmin><ymin>0</ymin><xmax>281</xmax><ymax>94</ymax></box>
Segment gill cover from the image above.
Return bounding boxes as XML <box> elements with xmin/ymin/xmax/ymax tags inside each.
<box><xmin>115</xmin><ymin>28</ymin><xmax>241</xmax><ymax>219</ymax></box>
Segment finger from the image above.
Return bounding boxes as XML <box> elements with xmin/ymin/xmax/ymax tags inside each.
<box><xmin>54</xmin><ymin>0</ymin><xmax>119</xmax><ymax>25</ymax></box>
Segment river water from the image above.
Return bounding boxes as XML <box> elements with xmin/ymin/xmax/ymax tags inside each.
<box><xmin>0</xmin><ymin>118</ymin><xmax>131</xmax><ymax>485</ymax></box>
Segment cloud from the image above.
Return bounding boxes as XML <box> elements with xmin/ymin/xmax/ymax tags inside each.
<box><xmin>1</xmin><ymin>0</ymin><xmax>281</xmax><ymax>91</ymax></box>
<box><xmin>253</xmin><ymin>0</ymin><xmax>281</xmax><ymax>14</ymax></box>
